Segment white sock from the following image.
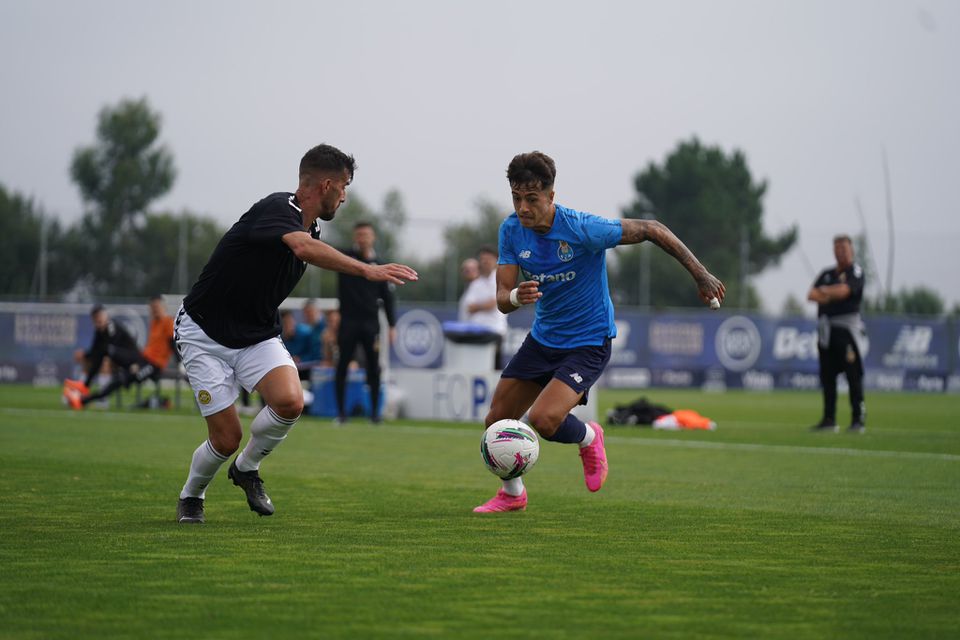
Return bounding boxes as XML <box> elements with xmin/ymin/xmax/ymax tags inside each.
<box><xmin>180</xmin><ymin>440</ymin><xmax>229</xmax><ymax>499</ymax></box>
<box><xmin>578</xmin><ymin>423</ymin><xmax>596</xmax><ymax>449</ymax></box>
<box><xmin>502</xmin><ymin>477</ymin><xmax>525</xmax><ymax>497</ymax></box>
<box><xmin>235</xmin><ymin>406</ymin><xmax>298</xmax><ymax>472</ymax></box>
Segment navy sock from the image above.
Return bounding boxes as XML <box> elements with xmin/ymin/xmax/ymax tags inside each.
<box><xmin>543</xmin><ymin>414</ymin><xmax>587</xmax><ymax>444</ymax></box>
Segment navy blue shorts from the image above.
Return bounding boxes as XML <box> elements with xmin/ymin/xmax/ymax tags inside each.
<box><xmin>501</xmin><ymin>334</ymin><xmax>612</xmax><ymax>405</ymax></box>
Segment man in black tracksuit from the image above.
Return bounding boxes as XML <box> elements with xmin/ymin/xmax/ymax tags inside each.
<box><xmin>63</xmin><ymin>304</ymin><xmax>159</xmax><ymax>409</ymax></box>
<box><xmin>335</xmin><ymin>222</ymin><xmax>397</xmax><ymax>423</ymax></box>
<box><xmin>807</xmin><ymin>234</ymin><xmax>867</xmax><ymax>433</ymax></box>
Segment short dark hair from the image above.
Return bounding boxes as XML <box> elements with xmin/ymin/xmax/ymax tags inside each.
<box><xmin>280</xmin><ymin>309</ymin><xmax>294</xmax><ymax>321</ymax></box>
<box><xmin>477</xmin><ymin>244</ymin><xmax>497</xmax><ymax>258</ymax></box>
<box><xmin>833</xmin><ymin>234</ymin><xmax>853</xmax><ymax>245</ymax></box>
<box><xmin>300</xmin><ymin>144</ymin><xmax>355</xmax><ymax>181</ymax></box>
<box><xmin>353</xmin><ymin>221</ymin><xmax>374</xmax><ymax>231</ymax></box>
<box><xmin>90</xmin><ymin>303</ymin><xmax>105</xmax><ymax>316</ymax></box>
<box><xmin>507</xmin><ymin>151</ymin><xmax>556</xmax><ymax>190</ymax></box>
<box><xmin>149</xmin><ymin>294</ymin><xmax>163</xmax><ymax>302</ymax></box>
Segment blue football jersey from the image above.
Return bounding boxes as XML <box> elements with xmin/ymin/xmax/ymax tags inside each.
<box><xmin>498</xmin><ymin>204</ymin><xmax>622</xmax><ymax>348</ymax></box>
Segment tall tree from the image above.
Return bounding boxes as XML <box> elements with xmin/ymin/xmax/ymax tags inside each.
<box><xmin>69</xmin><ymin>97</ymin><xmax>176</xmax><ymax>296</ymax></box>
<box><xmin>133</xmin><ymin>211</ymin><xmax>225</xmax><ymax>296</ymax></box>
<box><xmin>615</xmin><ymin>138</ymin><xmax>797</xmax><ymax>309</ymax></box>
<box><xmin>0</xmin><ymin>184</ymin><xmax>63</xmax><ymax>298</ymax></box>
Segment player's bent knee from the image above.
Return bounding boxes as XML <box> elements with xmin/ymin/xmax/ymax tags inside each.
<box><xmin>484</xmin><ymin>408</ymin><xmax>504</xmax><ymax>428</ymax></box>
<box><xmin>527</xmin><ymin>409</ymin><xmax>562</xmax><ymax>438</ymax></box>
<box><xmin>210</xmin><ymin>432</ymin><xmax>241</xmax><ymax>456</ymax></box>
<box><xmin>484</xmin><ymin>399</ymin><xmax>517</xmax><ymax>427</ymax></box>
<box><xmin>270</xmin><ymin>394</ymin><xmax>304</xmax><ymax>421</ymax></box>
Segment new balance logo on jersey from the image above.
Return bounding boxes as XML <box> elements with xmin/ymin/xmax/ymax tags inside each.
<box><xmin>569</xmin><ymin>372</ymin><xmax>583</xmax><ymax>384</ymax></box>
<box><xmin>519</xmin><ymin>250</ymin><xmax>531</xmax><ymax>258</ymax></box>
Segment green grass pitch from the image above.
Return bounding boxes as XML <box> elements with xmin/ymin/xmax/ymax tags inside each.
<box><xmin>1</xmin><ymin>385</ymin><xmax>957</xmax><ymax>639</ymax></box>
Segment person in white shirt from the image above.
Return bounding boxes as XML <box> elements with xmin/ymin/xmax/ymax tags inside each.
<box><xmin>460</xmin><ymin>246</ymin><xmax>509</xmax><ymax>368</ymax></box>
<box><xmin>457</xmin><ymin>258</ymin><xmax>479</xmax><ymax>322</ymax></box>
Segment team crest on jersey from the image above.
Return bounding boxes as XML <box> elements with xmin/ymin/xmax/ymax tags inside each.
<box><xmin>557</xmin><ymin>241</ymin><xmax>574</xmax><ymax>262</ymax></box>
<box><xmin>198</xmin><ymin>390</ymin><xmax>212</xmax><ymax>405</ymax></box>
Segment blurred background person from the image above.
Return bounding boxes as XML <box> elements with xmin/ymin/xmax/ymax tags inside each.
<box><xmin>808</xmin><ymin>234</ymin><xmax>867</xmax><ymax>434</ymax></box>
<box><xmin>321</xmin><ymin>309</ymin><xmax>341</xmax><ymax>367</ymax></box>
<box><xmin>280</xmin><ymin>308</ymin><xmax>316</xmax><ymax>409</ymax></box>
<box><xmin>459</xmin><ymin>245</ymin><xmax>508</xmax><ymax>369</ymax></box>
<box><xmin>280</xmin><ymin>310</ymin><xmax>308</xmax><ymax>361</ymax></box>
<box><xmin>335</xmin><ymin>222</ymin><xmax>397</xmax><ymax>424</ymax></box>
<box><xmin>457</xmin><ymin>257</ymin><xmax>479</xmax><ymax>322</ymax></box>
<box><xmin>143</xmin><ymin>294</ymin><xmax>175</xmax><ymax>373</ymax></box>
<box><xmin>63</xmin><ymin>300</ymin><xmax>170</xmax><ymax>409</ymax></box>
<box><xmin>298</xmin><ymin>298</ymin><xmax>327</xmax><ymax>369</ymax></box>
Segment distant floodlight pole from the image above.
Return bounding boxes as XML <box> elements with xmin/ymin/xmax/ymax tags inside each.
<box><xmin>854</xmin><ymin>195</ymin><xmax>885</xmax><ymax>300</ymax></box>
<box><xmin>39</xmin><ymin>215</ymin><xmax>48</xmax><ymax>299</ymax></box>
<box><xmin>739</xmin><ymin>224</ymin><xmax>749</xmax><ymax>309</ymax></box>
<box><xmin>634</xmin><ymin>192</ymin><xmax>656</xmax><ymax>309</ymax></box>
<box><xmin>882</xmin><ymin>147</ymin><xmax>895</xmax><ymax>302</ymax></box>
<box><xmin>639</xmin><ymin>212</ymin><xmax>653</xmax><ymax>309</ymax></box>
<box><xmin>177</xmin><ymin>215</ymin><xmax>188</xmax><ymax>294</ymax></box>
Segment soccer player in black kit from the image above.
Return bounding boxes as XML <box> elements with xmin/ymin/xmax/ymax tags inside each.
<box><xmin>334</xmin><ymin>222</ymin><xmax>397</xmax><ymax>424</ymax></box>
<box><xmin>174</xmin><ymin>144</ymin><xmax>418</xmax><ymax>524</ymax></box>
<box><xmin>807</xmin><ymin>234</ymin><xmax>867</xmax><ymax>434</ymax></box>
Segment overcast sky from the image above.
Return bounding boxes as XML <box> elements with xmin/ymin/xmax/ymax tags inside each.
<box><xmin>2</xmin><ymin>0</ymin><xmax>958</xmax><ymax>313</ymax></box>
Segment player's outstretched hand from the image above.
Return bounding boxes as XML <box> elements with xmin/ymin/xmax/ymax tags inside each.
<box><xmin>696</xmin><ymin>271</ymin><xmax>725</xmax><ymax>309</ymax></box>
<box><xmin>367</xmin><ymin>263</ymin><xmax>419</xmax><ymax>285</ymax></box>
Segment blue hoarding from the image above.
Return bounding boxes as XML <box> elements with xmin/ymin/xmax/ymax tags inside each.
<box><xmin>0</xmin><ymin>302</ymin><xmax>957</xmax><ymax>392</ymax></box>
<box><xmin>387</xmin><ymin>305</ymin><xmax>958</xmax><ymax>392</ymax></box>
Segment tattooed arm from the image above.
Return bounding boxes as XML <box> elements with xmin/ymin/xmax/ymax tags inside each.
<box><xmin>619</xmin><ymin>219</ymin><xmax>726</xmax><ymax>305</ymax></box>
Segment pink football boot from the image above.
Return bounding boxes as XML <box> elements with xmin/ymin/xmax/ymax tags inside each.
<box><xmin>473</xmin><ymin>489</ymin><xmax>527</xmax><ymax>513</ymax></box>
<box><xmin>579</xmin><ymin>422</ymin><xmax>608</xmax><ymax>492</ymax></box>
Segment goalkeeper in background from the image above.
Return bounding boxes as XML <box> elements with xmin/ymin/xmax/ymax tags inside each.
<box><xmin>63</xmin><ymin>296</ymin><xmax>174</xmax><ymax>409</ymax></box>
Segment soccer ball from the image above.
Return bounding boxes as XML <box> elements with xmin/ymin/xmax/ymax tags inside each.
<box><xmin>480</xmin><ymin>420</ymin><xmax>540</xmax><ymax>479</ymax></box>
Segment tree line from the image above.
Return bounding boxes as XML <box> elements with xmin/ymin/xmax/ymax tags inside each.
<box><xmin>0</xmin><ymin>97</ymin><xmax>950</xmax><ymax>316</ymax></box>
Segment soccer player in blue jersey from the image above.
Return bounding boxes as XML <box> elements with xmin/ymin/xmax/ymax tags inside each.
<box><xmin>474</xmin><ymin>151</ymin><xmax>725</xmax><ymax>513</ymax></box>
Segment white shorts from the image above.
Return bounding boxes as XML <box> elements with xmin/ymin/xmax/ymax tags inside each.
<box><xmin>175</xmin><ymin>306</ymin><xmax>296</xmax><ymax>417</ymax></box>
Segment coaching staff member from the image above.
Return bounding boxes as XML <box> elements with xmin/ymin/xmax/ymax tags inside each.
<box><xmin>334</xmin><ymin>221</ymin><xmax>396</xmax><ymax>424</ymax></box>
<box><xmin>808</xmin><ymin>234</ymin><xmax>867</xmax><ymax>434</ymax></box>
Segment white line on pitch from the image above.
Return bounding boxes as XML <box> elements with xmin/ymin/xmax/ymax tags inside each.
<box><xmin>0</xmin><ymin>407</ymin><xmax>189</xmax><ymax>423</ymax></box>
<box><xmin>383</xmin><ymin>424</ymin><xmax>960</xmax><ymax>462</ymax></box>
<box><xmin>606</xmin><ymin>436</ymin><xmax>960</xmax><ymax>462</ymax></box>
<box><xmin>2</xmin><ymin>409</ymin><xmax>957</xmax><ymax>462</ymax></box>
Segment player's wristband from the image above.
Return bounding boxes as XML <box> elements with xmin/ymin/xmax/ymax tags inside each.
<box><xmin>509</xmin><ymin>288</ymin><xmax>522</xmax><ymax>308</ymax></box>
